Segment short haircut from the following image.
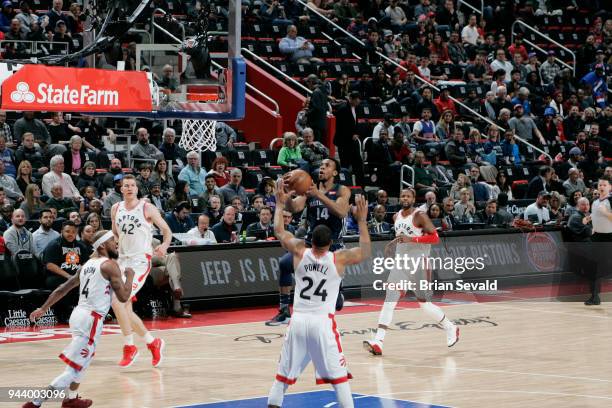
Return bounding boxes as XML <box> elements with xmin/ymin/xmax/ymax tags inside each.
<box><xmin>205</xmin><ymin>174</ymin><xmax>215</xmax><ymax>180</ymax></box>
<box><xmin>50</xmin><ymin>155</ymin><xmax>64</xmax><ymax>167</ymax></box>
<box><xmin>39</xmin><ymin>209</ymin><xmax>52</xmax><ymax>218</ymax></box>
<box><xmin>259</xmin><ymin>205</ymin><xmax>272</xmax><ymax>215</ymax></box>
<box><xmin>539</xmin><ymin>166</ymin><xmax>551</xmax><ymax>176</ymax></box>
<box><xmin>174</xmin><ymin>201</ymin><xmax>192</xmax><ymax>213</ymax></box>
<box><xmin>123</xmin><ymin>174</ymin><xmax>136</xmax><ymax>182</ymax></box>
<box><xmin>62</xmin><ymin>220</ymin><xmax>77</xmax><ymax>229</ymax></box>
<box><xmin>312</xmin><ymin>224</ymin><xmax>332</xmax><ymax>248</ymax></box>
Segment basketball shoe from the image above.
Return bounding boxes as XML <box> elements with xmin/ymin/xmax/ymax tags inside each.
<box><xmin>265</xmin><ymin>306</ymin><xmax>291</xmax><ymax>326</ymax></box>
<box><xmin>62</xmin><ymin>396</ymin><xmax>93</xmax><ymax>407</ymax></box>
<box><xmin>446</xmin><ymin>325</ymin><xmax>459</xmax><ymax>347</ymax></box>
<box><xmin>118</xmin><ymin>345</ymin><xmax>139</xmax><ymax>367</ymax></box>
<box><xmin>362</xmin><ymin>339</ymin><xmax>383</xmax><ymax>356</ymax></box>
<box><xmin>147</xmin><ymin>338</ymin><xmax>165</xmax><ymax>367</ymax></box>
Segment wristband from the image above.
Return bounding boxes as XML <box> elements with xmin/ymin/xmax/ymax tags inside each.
<box><xmin>411</xmin><ymin>230</ymin><xmax>439</xmax><ymax>244</ymax></box>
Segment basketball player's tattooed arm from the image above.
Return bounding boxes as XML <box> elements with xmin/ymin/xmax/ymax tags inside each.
<box><xmin>275</xmin><ymin>180</ymin><xmax>306</xmax><ymax>257</ymax></box>
<box><xmin>29</xmin><ymin>273</ymin><xmax>81</xmax><ymax>321</ymax></box>
<box><xmin>336</xmin><ymin>195</ymin><xmax>371</xmax><ymax>272</ymax></box>
<box><xmin>146</xmin><ymin>202</ymin><xmax>173</xmax><ymax>257</ymax></box>
<box><xmin>103</xmin><ymin>262</ymin><xmax>134</xmax><ymax>303</ymax></box>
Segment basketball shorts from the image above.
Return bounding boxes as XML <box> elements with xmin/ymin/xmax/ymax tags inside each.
<box><xmin>58</xmin><ymin>306</ymin><xmax>104</xmax><ymax>372</ymax></box>
<box><xmin>275</xmin><ymin>312</ymin><xmax>351</xmax><ymax>386</ymax></box>
<box><xmin>387</xmin><ymin>246</ymin><xmax>433</xmax><ymax>301</ymax></box>
<box><xmin>119</xmin><ymin>254</ymin><xmax>152</xmax><ymax>297</ymax></box>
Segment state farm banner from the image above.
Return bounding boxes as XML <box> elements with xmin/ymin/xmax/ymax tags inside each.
<box><xmin>0</xmin><ymin>64</ymin><xmax>152</xmax><ymax>112</ymax></box>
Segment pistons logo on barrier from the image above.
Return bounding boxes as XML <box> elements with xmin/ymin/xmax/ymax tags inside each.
<box><xmin>525</xmin><ymin>232</ymin><xmax>559</xmax><ymax>272</ymax></box>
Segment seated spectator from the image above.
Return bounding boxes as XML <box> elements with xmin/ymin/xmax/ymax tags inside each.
<box><xmin>205</xmin><ymin>195</ymin><xmax>223</xmax><ymax>226</ymax></box>
<box><xmin>214</xmin><ymin>122</ymin><xmax>238</xmax><ymax>150</ymax></box>
<box><xmin>0</xmin><ymin>135</ymin><xmax>15</xmax><ymax>177</ymax></box>
<box><xmin>475</xmin><ymin>199</ymin><xmax>506</xmax><ymax>226</ymax></box>
<box><xmin>445</xmin><ymin>129</ymin><xmax>470</xmax><ymax>172</ymax></box>
<box><xmin>42</xmin><ymin>220</ymin><xmax>90</xmax><ymax>290</ymax></box>
<box><xmin>492</xmin><ymin>171</ymin><xmax>513</xmax><ymax>200</ymax></box>
<box><xmin>158</xmin><ymin>128</ymin><xmax>185</xmax><ymax>172</ymax></box>
<box><xmin>371</xmin><ymin>115</ymin><xmax>395</xmax><ymax>142</ymax></box>
<box><xmin>449</xmin><ymin>173</ymin><xmax>473</xmax><ymax>201</ymax></box>
<box><xmin>246</xmin><ymin>206</ymin><xmax>275</xmax><ymax>240</ymax></box>
<box><xmin>136</xmin><ymin>163</ymin><xmax>154</xmax><ymax>198</ymax></box>
<box><xmin>13</xmin><ymin>112</ymin><xmax>50</xmax><ymax>148</ymax></box>
<box><xmin>448</xmin><ymin>31</ymin><xmax>468</xmax><ymax>66</ymax></box>
<box><xmin>368</xmin><ymin>204</ymin><xmax>391</xmax><ymax>234</ymax></box>
<box><xmin>52</xmin><ymin>20</ymin><xmax>73</xmax><ymax>53</ymax></box>
<box><xmin>295</xmin><ymin>97</ymin><xmax>310</xmax><ymax>134</ymax></box>
<box><xmin>277</xmin><ymin>131</ymin><xmax>305</xmax><ymax>170</ymax></box>
<box><xmin>46</xmin><ymin>0</ymin><xmax>67</xmax><ymax>33</ymax></box>
<box><xmin>46</xmin><ymin>183</ymin><xmax>79</xmax><ymax>217</ymax></box>
<box><xmin>187</xmin><ymin>213</ymin><xmax>217</xmax><ymax>243</ymax></box>
<box><xmin>523</xmin><ymin>191</ymin><xmax>551</xmax><ymax>224</ymax></box>
<box><xmin>411</xmin><ymin>107</ymin><xmax>441</xmax><ymax>149</ymax></box>
<box><xmin>441</xmin><ymin>197</ymin><xmax>457</xmax><ymax>230</ymax></box>
<box><xmin>197</xmin><ymin>174</ymin><xmax>224</xmax><ymax>210</ymax></box>
<box><xmin>4</xmin><ymin>209</ymin><xmax>35</xmax><ymax>257</ymax></box>
<box><xmin>15</xmin><ymin>2</ymin><xmax>36</xmax><ymax>34</ymax></box>
<box><xmin>464</xmin><ymin>54</ymin><xmax>490</xmax><ymax>83</ymax></box>
<box><xmin>208</xmin><ymin>156</ymin><xmax>231</xmax><ymax>187</ymax></box>
<box><xmin>167</xmin><ymin>180</ymin><xmax>190</xmax><ymax>212</ymax></box>
<box><xmin>148</xmin><ymin>183</ymin><xmax>166</xmax><ymax>213</ymax></box>
<box><xmin>454</xmin><ymin>188</ymin><xmax>476</xmax><ymax>223</ymax></box>
<box><xmin>0</xmin><ymin>203</ymin><xmax>11</xmax><ymax>233</ymax></box>
<box><xmin>211</xmin><ymin>205</ymin><xmax>238</xmax><ymax>243</ymax></box>
<box><xmin>0</xmin><ymin>111</ymin><xmax>13</xmax><ymax>148</ymax></box>
<box><xmin>156</xmin><ymin>64</ymin><xmax>179</xmax><ymax>91</ymax></box>
<box><xmin>540</xmin><ymin>51</ymin><xmax>562</xmax><ymax>86</ymax></box>
<box><xmin>100</xmin><ymin>158</ymin><xmax>123</xmax><ymax>193</ymax></box>
<box><xmin>164</xmin><ymin>201</ymin><xmax>195</xmax><ymax>234</ymax></box>
<box><xmin>549</xmin><ymin>191</ymin><xmax>564</xmax><ymax>221</ymax></box>
<box><xmin>490</xmin><ymin>49</ymin><xmax>514</xmax><ymax>81</ymax></box>
<box><xmin>15</xmin><ymin>160</ymin><xmax>35</xmax><ymax>195</ymax></box>
<box><xmin>0</xmin><ymin>160</ymin><xmax>23</xmax><ymax>204</ymax></box>
<box><xmin>86</xmin><ymin>212</ymin><xmax>102</xmax><ymax>233</ymax></box>
<box><xmin>259</xmin><ymin>178</ymin><xmax>276</xmax><ymax>210</ymax></box>
<box><xmin>132</xmin><ymin>128</ymin><xmax>164</xmax><ymax>161</ymax></box>
<box><xmin>567</xmin><ymin>197</ymin><xmax>592</xmax><ymax>241</ymax></box>
<box><xmin>41</xmin><ymin>155</ymin><xmax>81</xmax><ymax>200</ymax></box>
<box><xmin>178</xmin><ymin>151</ymin><xmax>207</xmax><ymax>196</ymax></box>
<box><xmin>469</xmin><ymin>166</ymin><xmax>491</xmax><ymax>202</ymax></box>
<box><xmin>500</xmin><ymin>130</ymin><xmax>522</xmax><ymax>166</ymax></box>
<box><xmin>76</xmin><ymin>161</ymin><xmax>99</xmax><ymax>193</ymax></box>
<box><xmin>427</xmin><ymin>152</ymin><xmax>454</xmax><ymax>187</ymax></box>
<box><xmin>5</xmin><ymin>18</ymin><xmax>25</xmax><ymax>42</ymax></box>
<box><xmin>75</xmin><ymin>114</ymin><xmax>113</xmax><ymax>153</ymax></box>
<box><xmin>88</xmin><ymin>198</ymin><xmax>102</xmax><ymax>217</ymax></box>
<box><xmin>102</xmin><ymin>174</ymin><xmax>123</xmax><ymax>217</ymax></box>
<box><xmin>250</xmin><ymin>195</ymin><xmax>265</xmax><ymax>212</ymax></box>
<box><xmin>46</xmin><ymin>112</ymin><xmax>78</xmax><ymax>147</ymax></box>
<box><xmin>389</xmin><ymin>128</ymin><xmax>411</xmax><ymax>164</ymax></box>
<box><xmin>419</xmin><ymin>191</ymin><xmax>437</xmax><ymax>212</ymax></box>
<box><xmin>260</xmin><ymin>0</ymin><xmax>293</xmax><ymax>24</ymax></box>
<box><xmin>78</xmin><ymin>185</ymin><xmax>97</xmax><ymax>215</ymax></box>
<box><xmin>413</xmin><ymin>151</ymin><xmax>438</xmax><ymax>196</ymax></box>
<box><xmin>526</xmin><ymin>166</ymin><xmax>553</xmax><ymax>199</ymax></box>
<box><xmin>32</xmin><ymin>209</ymin><xmax>60</xmax><ymax>258</ymax></box>
<box><xmin>416</xmin><ymin>88</ymin><xmax>440</xmax><ymax>122</ymax></box>
<box><xmin>150</xmin><ymin>159</ymin><xmax>176</xmax><ymax>198</ymax></box>
<box><xmin>369</xmin><ymin>189</ymin><xmax>389</xmax><ymax>212</ymax></box>
<box><xmin>509</xmin><ymin>104</ymin><xmax>546</xmax><ymax>146</ymax></box>
<box><xmin>62</xmin><ymin>135</ymin><xmax>86</xmax><ymax>176</ymax></box>
<box><xmin>279</xmin><ymin>25</ymin><xmax>321</xmax><ymax>64</ymax></box>
<box><xmin>219</xmin><ymin>168</ymin><xmax>248</xmax><ymax>207</ymax></box>
<box><xmin>19</xmin><ymin>183</ymin><xmax>43</xmax><ymax>220</ymax></box>
<box><xmin>298</xmin><ymin>127</ymin><xmax>329</xmax><ymax>173</ymax></box>
<box><xmin>563</xmin><ymin>168</ymin><xmax>587</xmax><ymax>197</ymax></box>
<box><xmin>436</xmin><ymin>110</ymin><xmax>454</xmax><ymax>141</ymax></box>
<box><xmin>434</xmin><ymin>86</ymin><xmax>457</xmax><ymax>116</ymax></box>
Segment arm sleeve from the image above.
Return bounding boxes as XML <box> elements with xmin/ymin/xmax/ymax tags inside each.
<box><xmin>411</xmin><ymin>229</ymin><xmax>440</xmax><ymax>244</ymax></box>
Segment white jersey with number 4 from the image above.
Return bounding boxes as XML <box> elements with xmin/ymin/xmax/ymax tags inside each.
<box><xmin>77</xmin><ymin>257</ymin><xmax>112</xmax><ymax>316</ymax></box>
<box><xmin>116</xmin><ymin>200</ymin><xmax>153</xmax><ymax>257</ymax></box>
<box><xmin>293</xmin><ymin>249</ymin><xmax>341</xmax><ymax>315</ymax></box>
<box><xmin>394</xmin><ymin>208</ymin><xmax>430</xmax><ymax>256</ymax></box>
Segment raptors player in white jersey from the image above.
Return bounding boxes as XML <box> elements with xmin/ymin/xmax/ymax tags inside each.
<box><xmin>364</xmin><ymin>188</ymin><xmax>458</xmax><ymax>356</ymax></box>
<box><xmin>268</xmin><ymin>181</ymin><xmax>371</xmax><ymax>408</ymax></box>
<box><xmin>111</xmin><ymin>174</ymin><xmax>173</xmax><ymax>368</ymax></box>
<box><xmin>24</xmin><ymin>231</ymin><xmax>133</xmax><ymax>408</ymax></box>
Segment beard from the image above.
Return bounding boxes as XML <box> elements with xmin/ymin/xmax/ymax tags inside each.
<box><xmin>401</xmin><ymin>201</ymin><xmax>413</xmax><ymax>209</ymax></box>
<box><xmin>106</xmin><ymin>248</ymin><xmax>118</xmax><ymax>259</ymax></box>
<box><xmin>110</xmin><ymin>167</ymin><xmax>121</xmax><ymax>174</ymax></box>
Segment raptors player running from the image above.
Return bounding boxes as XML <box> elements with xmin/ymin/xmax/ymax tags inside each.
<box><xmin>268</xmin><ymin>182</ymin><xmax>371</xmax><ymax>408</ymax></box>
<box><xmin>364</xmin><ymin>188</ymin><xmax>458</xmax><ymax>356</ymax></box>
<box><xmin>23</xmin><ymin>231</ymin><xmax>133</xmax><ymax>408</ymax></box>
<box><xmin>267</xmin><ymin>159</ymin><xmax>350</xmax><ymax>325</ymax></box>
<box><xmin>111</xmin><ymin>174</ymin><xmax>173</xmax><ymax>367</ymax></box>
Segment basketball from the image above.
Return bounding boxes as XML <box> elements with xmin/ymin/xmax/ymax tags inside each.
<box><xmin>287</xmin><ymin>169</ymin><xmax>313</xmax><ymax>195</ymax></box>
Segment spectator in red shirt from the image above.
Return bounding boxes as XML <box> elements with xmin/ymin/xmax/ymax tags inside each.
<box><xmin>507</xmin><ymin>35</ymin><xmax>528</xmax><ymax>61</ymax></box>
<box><xmin>434</xmin><ymin>85</ymin><xmax>457</xmax><ymax>116</ymax></box>
<box><xmin>396</xmin><ymin>53</ymin><xmax>419</xmax><ymax>81</ymax></box>
<box><xmin>389</xmin><ymin>127</ymin><xmax>411</xmax><ymax>164</ymax></box>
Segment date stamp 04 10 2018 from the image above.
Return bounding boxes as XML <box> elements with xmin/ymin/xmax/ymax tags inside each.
<box><xmin>0</xmin><ymin>387</ymin><xmax>66</xmax><ymax>402</ymax></box>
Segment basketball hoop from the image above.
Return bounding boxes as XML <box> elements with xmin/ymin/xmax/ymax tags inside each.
<box><xmin>179</xmin><ymin>119</ymin><xmax>217</xmax><ymax>152</ymax></box>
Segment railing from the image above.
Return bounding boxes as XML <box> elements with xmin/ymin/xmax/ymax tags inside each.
<box><xmin>0</xmin><ymin>40</ymin><xmax>69</xmax><ymax>58</ymax></box>
<box><xmin>361</xmin><ymin>137</ymin><xmax>373</xmax><ymax>161</ymax></box>
<box><xmin>241</xmin><ymin>47</ymin><xmax>312</xmax><ymax>95</ymax></box>
<box><xmin>127</xmin><ymin>28</ymin><xmax>152</xmax><ymax>44</ymax></box>
<box><xmin>458</xmin><ymin>0</ymin><xmax>483</xmax><ymax>16</ymax></box>
<box><xmin>511</xmin><ymin>20</ymin><xmax>576</xmax><ymax>75</ymax></box>
<box><xmin>400</xmin><ymin>165</ymin><xmax>415</xmax><ymax>191</ymax></box>
<box><xmin>270</xmin><ymin>138</ymin><xmax>284</xmax><ymax>150</ymax></box>
<box><xmin>151</xmin><ymin>8</ymin><xmax>185</xmax><ymax>44</ymax></box>
<box><xmin>295</xmin><ymin>0</ymin><xmax>552</xmax><ymax>164</ymax></box>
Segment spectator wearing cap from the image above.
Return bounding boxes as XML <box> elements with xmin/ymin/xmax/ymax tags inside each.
<box><xmin>526</xmin><ymin>166</ymin><xmax>553</xmax><ymax>199</ymax></box>
<box><xmin>511</xmin><ymin>87</ymin><xmax>532</xmax><ymax>116</ymax></box>
<box><xmin>52</xmin><ymin>19</ymin><xmax>73</xmax><ymax>52</ymax></box>
<box><xmin>523</xmin><ymin>191</ymin><xmax>551</xmax><ymax>223</ymax></box>
<box><xmin>490</xmin><ymin>49</ymin><xmax>514</xmax><ymax>81</ymax></box>
<box><xmin>102</xmin><ymin>174</ymin><xmax>123</xmax><ymax>217</ymax></box>
<box><xmin>0</xmin><ymin>1</ymin><xmax>14</xmax><ymax>32</ymax></box>
<box><xmin>538</xmin><ymin>107</ymin><xmax>560</xmax><ymax>145</ymax></box>
<box><xmin>434</xmin><ymin>85</ymin><xmax>457</xmax><ymax>116</ymax></box>
<box><xmin>540</xmin><ymin>51</ymin><xmax>561</xmax><ymax>86</ymax></box>
<box><xmin>509</xmin><ymin>104</ymin><xmax>546</xmax><ymax>146</ymax></box>
<box><xmin>279</xmin><ymin>25</ymin><xmax>319</xmax><ymax>64</ymax></box>
<box><xmin>372</xmin><ymin>114</ymin><xmax>395</xmax><ymax>141</ymax></box>
<box><xmin>589</xmin><ymin>49</ymin><xmax>611</xmax><ymax>77</ymax></box>
<box><xmin>580</xmin><ymin>64</ymin><xmax>608</xmax><ymax>108</ymax></box>
<box><xmin>563</xmin><ymin>168</ymin><xmax>587</xmax><ymax>197</ymax></box>
<box><xmin>46</xmin><ymin>0</ymin><xmax>67</xmax><ymax>33</ymax></box>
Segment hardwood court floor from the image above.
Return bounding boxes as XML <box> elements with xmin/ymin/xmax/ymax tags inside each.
<box><xmin>1</xmin><ymin>297</ymin><xmax>612</xmax><ymax>408</ymax></box>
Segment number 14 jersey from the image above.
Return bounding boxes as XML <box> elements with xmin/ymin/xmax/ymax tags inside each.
<box><xmin>293</xmin><ymin>249</ymin><xmax>341</xmax><ymax>315</ymax></box>
<box><xmin>116</xmin><ymin>200</ymin><xmax>153</xmax><ymax>257</ymax></box>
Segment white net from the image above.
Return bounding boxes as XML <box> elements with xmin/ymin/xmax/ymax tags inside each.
<box><xmin>179</xmin><ymin>119</ymin><xmax>217</xmax><ymax>152</ymax></box>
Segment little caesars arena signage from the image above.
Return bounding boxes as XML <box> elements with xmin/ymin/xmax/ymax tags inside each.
<box><xmin>177</xmin><ymin>231</ymin><xmax>566</xmax><ymax>299</ymax></box>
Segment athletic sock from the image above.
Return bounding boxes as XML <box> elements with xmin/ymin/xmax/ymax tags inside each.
<box><xmin>374</xmin><ymin>328</ymin><xmax>386</xmax><ymax>342</ymax></box>
<box><xmin>143</xmin><ymin>332</ymin><xmax>155</xmax><ymax>344</ymax></box>
<box><xmin>267</xmin><ymin>380</ymin><xmax>288</xmax><ymax>407</ymax></box>
<box><xmin>419</xmin><ymin>301</ymin><xmax>445</xmax><ymax>323</ymax></box>
<box><xmin>124</xmin><ymin>334</ymin><xmax>134</xmax><ymax>346</ymax></box>
<box><xmin>279</xmin><ymin>294</ymin><xmax>291</xmax><ymax>310</ymax></box>
<box><xmin>68</xmin><ymin>390</ymin><xmax>78</xmax><ymax>399</ymax></box>
<box><xmin>333</xmin><ymin>382</ymin><xmax>354</xmax><ymax>408</ymax></box>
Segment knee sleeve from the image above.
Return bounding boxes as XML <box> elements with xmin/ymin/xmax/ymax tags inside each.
<box><xmin>279</xmin><ymin>252</ymin><xmax>294</xmax><ymax>287</ymax></box>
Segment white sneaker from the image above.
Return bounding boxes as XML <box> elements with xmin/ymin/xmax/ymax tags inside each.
<box><xmin>363</xmin><ymin>339</ymin><xmax>383</xmax><ymax>356</ymax></box>
<box><xmin>446</xmin><ymin>325</ymin><xmax>459</xmax><ymax>347</ymax></box>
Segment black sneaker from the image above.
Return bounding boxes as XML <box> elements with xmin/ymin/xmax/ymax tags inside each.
<box><xmin>585</xmin><ymin>297</ymin><xmax>601</xmax><ymax>306</ymax></box>
<box><xmin>265</xmin><ymin>307</ymin><xmax>291</xmax><ymax>326</ymax></box>
<box><xmin>336</xmin><ymin>291</ymin><xmax>345</xmax><ymax>311</ymax></box>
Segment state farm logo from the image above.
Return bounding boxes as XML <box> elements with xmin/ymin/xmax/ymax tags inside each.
<box><xmin>8</xmin><ymin>81</ymin><xmax>119</xmax><ymax>106</ymax></box>
<box><xmin>11</xmin><ymin>82</ymin><xmax>35</xmax><ymax>103</ymax></box>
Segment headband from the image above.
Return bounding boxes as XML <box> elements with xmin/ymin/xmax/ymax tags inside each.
<box><xmin>93</xmin><ymin>231</ymin><xmax>115</xmax><ymax>251</ymax></box>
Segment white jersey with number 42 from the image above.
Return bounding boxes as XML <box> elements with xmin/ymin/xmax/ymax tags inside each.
<box><xmin>78</xmin><ymin>257</ymin><xmax>112</xmax><ymax>316</ymax></box>
<box><xmin>115</xmin><ymin>200</ymin><xmax>153</xmax><ymax>257</ymax></box>
<box><xmin>293</xmin><ymin>249</ymin><xmax>341</xmax><ymax>315</ymax></box>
